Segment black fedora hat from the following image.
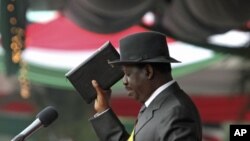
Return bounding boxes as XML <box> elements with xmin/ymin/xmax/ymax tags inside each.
<box><xmin>109</xmin><ymin>31</ymin><xmax>180</xmax><ymax>65</ymax></box>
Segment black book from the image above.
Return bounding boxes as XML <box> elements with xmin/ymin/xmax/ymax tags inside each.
<box><xmin>65</xmin><ymin>41</ymin><xmax>124</xmax><ymax>104</ymax></box>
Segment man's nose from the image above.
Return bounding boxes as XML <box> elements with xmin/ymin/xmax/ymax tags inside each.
<box><xmin>122</xmin><ymin>75</ymin><xmax>128</xmax><ymax>86</ymax></box>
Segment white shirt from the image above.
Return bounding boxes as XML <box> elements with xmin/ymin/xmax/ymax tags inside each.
<box><xmin>145</xmin><ymin>80</ymin><xmax>175</xmax><ymax>107</ymax></box>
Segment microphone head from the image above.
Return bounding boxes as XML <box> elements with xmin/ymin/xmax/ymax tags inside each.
<box><xmin>36</xmin><ymin>106</ymin><xmax>58</xmax><ymax>127</ymax></box>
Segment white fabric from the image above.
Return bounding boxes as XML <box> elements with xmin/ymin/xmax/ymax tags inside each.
<box><xmin>94</xmin><ymin>109</ymin><xmax>110</xmax><ymax>118</ymax></box>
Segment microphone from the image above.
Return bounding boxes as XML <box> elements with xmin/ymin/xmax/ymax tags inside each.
<box><xmin>11</xmin><ymin>106</ymin><xmax>59</xmax><ymax>141</ymax></box>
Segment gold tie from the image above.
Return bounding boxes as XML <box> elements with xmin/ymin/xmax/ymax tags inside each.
<box><xmin>127</xmin><ymin>129</ymin><xmax>135</xmax><ymax>141</ymax></box>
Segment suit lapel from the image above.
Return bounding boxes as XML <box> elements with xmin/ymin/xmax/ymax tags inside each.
<box><xmin>134</xmin><ymin>82</ymin><xmax>180</xmax><ymax>135</ymax></box>
<box><xmin>135</xmin><ymin>104</ymin><xmax>154</xmax><ymax>134</ymax></box>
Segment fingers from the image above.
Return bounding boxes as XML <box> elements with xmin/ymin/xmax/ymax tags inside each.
<box><xmin>92</xmin><ymin>80</ymin><xmax>108</xmax><ymax>99</ymax></box>
<box><xmin>92</xmin><ymin>80</ymin><xmax>110</xmax><ymax>113</ymax></box>
<box><xmin>104</xmin><ymin>89</ymin><xmax>112</xmax><ymax>100</ymax></box>
<box><xmin>92</xmin><ymin>80</ymin><xmax>103</xmax><ymax>96</ymax></box>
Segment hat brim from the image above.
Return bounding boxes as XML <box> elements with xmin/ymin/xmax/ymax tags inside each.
<box><xmin>108</xmin><ymin>57</ymin><xmax>181</xmax><ymax>65</ymax></box>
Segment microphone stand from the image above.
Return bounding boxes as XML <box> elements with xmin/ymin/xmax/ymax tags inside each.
<box><xmin>11</xmin><ymin>134</ymin><xmax>25</xmax><ymax>141</ymax></box>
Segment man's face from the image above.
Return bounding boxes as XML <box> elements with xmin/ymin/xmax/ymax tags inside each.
<box><xmin>122</xmin><ymin>65</ymin><xmax>151</xmax><ymax>103</ymax></box>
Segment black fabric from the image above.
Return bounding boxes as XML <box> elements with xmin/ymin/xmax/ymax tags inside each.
<box><xmin>28</xmin><ymin>0</ymin><xmax>67</xmax><ymax>10</ymax></box>
<box><xmin>160</xmin><ymin>0</ymin><xmax>228</xmax><ymax>42</ymax></box>
<box><xmin>63</xmin><ymin>0</ymin><xmax>154</xmax><ymax>33</ymax></box>
<box><xmin>149</xmin><ymin>0</ymin><xmax>250</xmax><ymax>43</ymax></box>
<box><xmin>186</xmin><ymin>0</ymin><xmax>250</xmax><ymax>29</ymax></box>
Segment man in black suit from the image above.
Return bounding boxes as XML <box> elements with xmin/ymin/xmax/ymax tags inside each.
<box><xmin>90</xmin><ymin>31</ymin><xmax>202</xmax><ymax>141</ymax></box>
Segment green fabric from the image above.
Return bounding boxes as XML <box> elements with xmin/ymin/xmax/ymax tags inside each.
<box><xmin>0</xmin><ymin>113</ymin><xmax>33</xmax><ymax>135</ymax></box>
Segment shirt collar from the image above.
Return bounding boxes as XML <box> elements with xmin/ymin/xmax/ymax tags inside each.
<box><xmin>145</xmin><ymin>80</ymin><xmax>175</xmax><ymax>107</ymax></box>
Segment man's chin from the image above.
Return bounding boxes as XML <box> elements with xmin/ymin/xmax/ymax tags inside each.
<box><xmin>127</xmin><ymin>92</ymin><xmax>133</xmax><ymax>97</ymax></box>
<box><xmin>127</xmin><ymin>91</ymin><xmax>136</xmax><ymax>98</ymax></box>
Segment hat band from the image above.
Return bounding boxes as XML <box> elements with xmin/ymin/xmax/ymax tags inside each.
<box><xmin>122</xmin><ymin>56</ymin><xmax>171</xmax><ymax>62</ymax></box>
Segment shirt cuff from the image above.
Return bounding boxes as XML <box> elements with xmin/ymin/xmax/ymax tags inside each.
<box><xmin>93</xmin><ymin>108</ymin><xmax>110</xmax><ymax>118</ymax></box>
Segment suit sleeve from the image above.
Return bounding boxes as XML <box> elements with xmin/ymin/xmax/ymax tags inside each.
<box><xmin>89</xmin><ymin>109</ymin><xmax>130</xmax><ymax>141</ymax></box>
<box><xmin>158</xmin><ymin>106</ymin><xmax>202</xmax><ymax>141</ymax></box>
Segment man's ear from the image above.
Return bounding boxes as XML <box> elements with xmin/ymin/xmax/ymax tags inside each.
<box><xmin>145</xmin><ymin>64</ymin><xmax>154</xmax><ymax>80</ymax></box>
